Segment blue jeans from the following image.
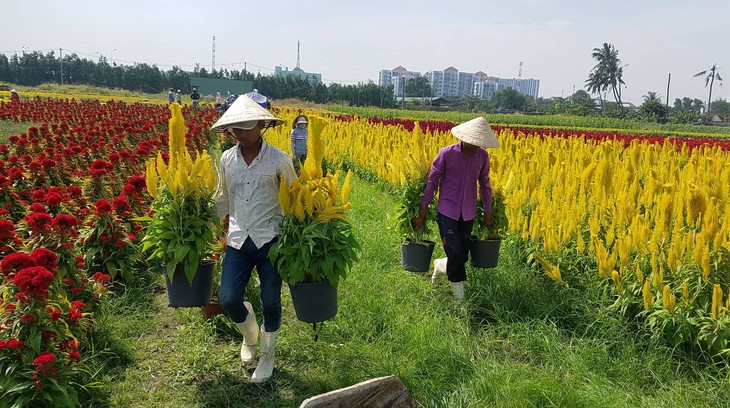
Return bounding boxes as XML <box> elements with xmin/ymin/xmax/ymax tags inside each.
<box><xmin>436</xmin><ymin>212</ymin><xmax>474</xmax><ymax>283</ymax></box>
<box><xmin>220</xmin><ymin>238</ymin><xmax>282</xmax><ymax>332</ymax></box>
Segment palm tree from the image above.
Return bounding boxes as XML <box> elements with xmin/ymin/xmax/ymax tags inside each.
<box><xmin>693</xmin><ymin>64</ymin><xmax>723</xmax><ymax>113</ymax></box>
<box><xmin>587</xmin><ymin>43</ymin><xmax>626</xmax><ymax>109</ymax></box>
<box><xmin>585</xmin><ymin>71</ymin><xmax>605</xmax><ymax>109</ymax></box>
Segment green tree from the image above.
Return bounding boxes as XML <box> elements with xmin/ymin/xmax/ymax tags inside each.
<box><xmin>638</xmin><ymin>91</ymin><xmax>670</xmax><ymax>123</ymax></box>
<box><xmin>568</xmin><ymin>90</ymin><xmax>596</xmax><ymax>115</ymax></box>
<box><xmin>404</xmin><ymin>76</ymin><xmax>431</xmax><ymax>98</ymax></box>
<box><xmin>693</xmin><ymin>64</ymin><xmax>723</xmax><ymax>113</ymax></box>
<box><xmin>709</xmin><ymin>98</ymin><xmax>730</xmax><ymax>119</ymax></box>
<box><xmin>587</xmin><ymin>43</ymin><xmax>626</xmax><ymax>109</ymax></box>
<box><xmin>493</xmin><ymin>87</ymin><xmax>528</xmax><ymax>111</ymax></box>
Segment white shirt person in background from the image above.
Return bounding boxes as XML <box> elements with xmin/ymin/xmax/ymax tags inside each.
<box><xmin>211</xmin><ymin>95</ymin><xmax>296</xmax><ymax>383</ymax></box>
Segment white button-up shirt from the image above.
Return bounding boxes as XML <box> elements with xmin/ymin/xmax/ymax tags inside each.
<box><xmin>216</xmin><ymin>140</ymin><xmax>296</xmax><ymax>249</ymax></box>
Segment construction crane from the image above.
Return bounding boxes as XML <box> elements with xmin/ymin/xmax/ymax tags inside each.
<box><xmin>516</xmin><ymin>61</ymin><xmax>523</xmax><ymax>91</ymax></box>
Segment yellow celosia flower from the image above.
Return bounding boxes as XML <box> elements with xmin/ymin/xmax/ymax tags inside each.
<box><xmin>279</xmin><ymin>179</ymin><xmax>292</xmax><ymax>213</ymax></box>
<box><xmin>643</xmin><ymin>278</ymin><xmax>654</xmax><ymax>310</ymax></box>
<box><xmin>611</xmin><ymin>270</ymin><xmax>623</xmax><ymax>293</ymax></box>
<box><xmin>341</xmin><ymin>170</ymin><xmax>353</xmax><ymax>203</ymax></box>
<box><xmin>145</xmin><ymin>158</ymin><xmax>158</xmax><ymax>198</ymax></box>
<box><xmin>711</xmin><ymin>284</ymin><xmax>723</xmax><ymax>319</ymax></box>
<box><xmin>533</xmin><ymin>252</ymin><xmax>562</xmax><ymax>283</ymax></box>
<box><xmin>662</xmin><ymin>284</ymin><xmax>675</xmax><ymax>311</ymax></box>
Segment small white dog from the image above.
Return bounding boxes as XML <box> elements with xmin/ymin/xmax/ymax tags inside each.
<box><xmin>432</xmin><ymin>257</ymin><xmax>447</xmax><ymax>283</ymax></box>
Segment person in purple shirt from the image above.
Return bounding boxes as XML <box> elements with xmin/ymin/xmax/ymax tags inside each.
<box><xmin>411</xmin><ymin>117</ymin><xmax>500</xmax><ymax>300</ymax></box>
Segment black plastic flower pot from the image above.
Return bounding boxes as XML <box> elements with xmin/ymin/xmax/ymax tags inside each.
<box><xmin>164</xmin><ymin>260</ymin><xmax>215</xmax><ymax>307</ymax></box>
<box><xmin>469</xmin><ymin>237</ymin><xmax>501</xmax><ymax>268</ymax></box>
<box><xmin>289</xmin><ymin>280</ymin><xmax>338</xmax><ymax>323</ymax></box>
<box><xmin>401</xmin><ymin>239</ymin><xmax>436</xmax><ymax>272</ymax></box>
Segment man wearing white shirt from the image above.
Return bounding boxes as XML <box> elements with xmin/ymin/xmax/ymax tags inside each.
<box><xmin>211</xmin><ymin>95</ymin><xmax>296</xmax><ymax>383</ymax></box>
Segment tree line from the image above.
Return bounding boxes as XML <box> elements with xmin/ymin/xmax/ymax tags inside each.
<box><xmin>0</xmin><ymin>51</ymin><xmax>397</xmax><ymax>107</ymax></box>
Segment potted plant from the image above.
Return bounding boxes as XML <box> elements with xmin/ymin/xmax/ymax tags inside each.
<box><xmin>138</xmin><ymin>103</ymin><xmax>220</xmax><ymax>307</ymax></box>
<box><xmin>393</xmin><ymin>139</ymin><xmax>436</xmax><ymax>273</ymax></box>
<box><xmin>269</xmin><ymin>116</ymin><xmax>359</xmax><ymax>324</ymax></box>
<box><xmin>470</xmin><ymin>189</ymin><xmax>508</xmax><ymax>268</ymax></box>
<box><xmin>200</xmin><ymin>226</ymin><xmax>227</xmax><ymax>320</ymax></box>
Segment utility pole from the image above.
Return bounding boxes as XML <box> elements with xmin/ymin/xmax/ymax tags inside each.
<box><xmin>212</xmin><ymin>36</ymin><xmax>216</xmax><ymax>72</ymax></box>
<box><xmin>666</xmin><ymin>73</ymin><xmax>671</xmax><ymax>106</ymax></box>
<box><xmin>59</xmin><ymin>48</ymin><xmax>63</xmax><ymax>85</ymax></box>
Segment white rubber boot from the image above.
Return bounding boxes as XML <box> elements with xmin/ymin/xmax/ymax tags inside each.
<box><xmin>251</xmin><ymin>325</ymin><xmax>279</xmax><ymax>383</ymax></box>
<box><xmin>432</xmin><ymin>257</ymin><xmax>447</xmax><ymax>284</ymax></box>
<box><xmin>451</xmin><ymin>281</ymin><xmax>465</xmax><ymax>300</ymax></box>
<box><xmin>234</xmin><ymin>301</ymin><xmax>258</xmax><ymax>363</ymax></box>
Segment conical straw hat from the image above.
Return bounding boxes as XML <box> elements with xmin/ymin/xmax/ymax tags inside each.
<box><xmin>450</xmin><ymin>117</ymin><xmax>499</xmax><ymax>148</ymax></box>
<box><xmin>210</xmin><ymin>95</ymin><xmax>284</xmax><ymax>133</ymax></box>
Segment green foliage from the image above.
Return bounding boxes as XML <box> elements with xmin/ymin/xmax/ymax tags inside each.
<box><xmin>473</xmin><ymin>190</ymin><xmax>509</xmax><ymax>240</ymax></box>
<box><xmin>138</xmin><ymin>192</ymin><xmax>218</xmax><ymax>285</ymax></box>
<box><xmin>391</xmin><ymin>178</ymin><xmax>434</xmax><ymax>244</ymax></box>
<box><xmin>639</xmin><ymin>92</ymin><xmax>670</xmax><ymax>123</ymax></box>
<box><xmin>493</xmin><ymin>87</ymin><xmax>529</xmax><ymax>111</ymax></box>
<box><xmin>78</xmin><ymin>210</ymin><xmax>141</xmax><ymax>282</ymax></box>
<box><xmin>269</xmin><ymin>217</ymin><xmax>359</xmax><ymax>288</ymax></box>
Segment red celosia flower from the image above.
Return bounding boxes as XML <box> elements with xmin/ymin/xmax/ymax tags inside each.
<box><xmin>94</xmin><ymin>199</ymin><xmax>112</xmax><ymax>215</ymax></box>
<box><xmin>89</xmin><ymin>159</ymin><xmax>112</xmax><ymax>177</ymax></box>
<box><xmin>0</xmin><ymin>219</ymin><xmax>16</xmax><ymax>239</ymax></box>
<box><xmin>44</xmin><ymin>192</ymin><xmax>64</xmax><ymax>207</ymax></box>
<box><xmin>30</xmin><ymin>247</ymin><xmax>58</xmax><ymax>272</ymax></box>
<box><xmin>68</xmin><ymin>309</ymin><xmax>83</xmax><ymax>324</ymax></box>
<box><xmin>67</xmin><ymin>185</ymin><xmax>83</xmax><ymax>198</ymax></box>
<box><xmin>28</xmin><ymin>161</ymin><xmax>42</xmax><ymax>172</ymax></box>
<box><xmin>91</xmin><ymin>272</ymin><xmax>111</xmax><ymax>283</ymax></box>
<box><xmin>1</xmin><ymin>252</ymin><xmax>36</xmax><ymax>277</ymax></box>
<box><xmin>40</xmin><ymin>158</ymin><xmax>56</xmax><ymax>169</ymax></box>
<box><xmin>112</xmin><ymin>197</ymin><xmax>131</xmax><ymax>216</ymax></box>
<box><xmin>13</xmin><ymin>266</ymin><xmax>54</xmax><ymax>297</ymax></box>
<box><xmin>24</xmin><ymin>212</ymin><xmax>53</xmax><ymax>234</ymax></box>
<box><xmin>32</xmin><ymin>189</ymin><xmax>46</xmax><ymax>202</ymax></box>
<box><xmin>20</xmin><ymin>313</ymin><xmax>36</xmax><ymax>325</ymax></box>
<box><xmin>46</xmin><ymin>307</ymin><xmax>62</xmax><ymax>322</ymax></box>
<box><xmin>70</xmin><ymin>300</ymin><xmax>86</xmax><ymax>311</ymax></box>
<box><xmin>52</xmin><ymin>214</ymin><xmax>79</xmax><ymax>233</ymax></box>
<box><xmin>6</xmin><ymin>339</ymin><xmax>24</xmax><ymax>350</ymax></box>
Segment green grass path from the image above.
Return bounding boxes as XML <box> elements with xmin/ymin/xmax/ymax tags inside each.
<box><xmin>85</xmin><ymin>176</ymin><xmax>729</xmax><ymax>407</ymax></box>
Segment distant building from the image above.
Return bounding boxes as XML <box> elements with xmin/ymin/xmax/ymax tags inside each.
<box><xmin>380</xmin><ymin>65</ymin><xmax>540</xmax><ymax>100</ymax></box>
<box><xmin>473</xmin><ymin>80</ymin><xmax>498</xmax><ymax>100</ymax></box>
<box><xmin>378</xmin><ymin>66</ymin><xmax>421</xmax><ymax>97</ymax></box>
<box><xmin>274</xmin><ymin>66</ymin><xmax>322</xmax><ymax>83</ymax></box>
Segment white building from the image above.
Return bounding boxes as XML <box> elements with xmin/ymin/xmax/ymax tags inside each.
<box><xmin>378</xmin><ymin>66</ymin><xmax>421</xmax><ymax>97</ymax></box>
<box><xmin>473</xmin><ymin>80</ymin><xmax>498</xmax><ymax>100</ymax></box>
<box><xmin>382</xmin><ymin>66</ymin><xmax>540</xmax><ymax>100</ymax></box>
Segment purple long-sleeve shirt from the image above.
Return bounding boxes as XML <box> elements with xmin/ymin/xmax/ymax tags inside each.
<box><xmin>420</xmin><ymin>142</ymin><xmax>492</xmax><ymax>221</ymax></box>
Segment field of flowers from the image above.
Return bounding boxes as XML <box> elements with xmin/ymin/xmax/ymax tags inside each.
<box><xmin>0</xmin><ymin>96</ymin><xmax>728</xmax><ymax>404</ymax></box>
<box><xmin>261</xmin><ymin>111</ymin><xmax>730</xmax><ymax>354</ymax></box>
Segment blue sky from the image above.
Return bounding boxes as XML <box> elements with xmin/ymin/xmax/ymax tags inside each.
<box><xmin>3</xmin><ymin>0</ymin><xmax>728</xmax><ymax>104</ymax></box>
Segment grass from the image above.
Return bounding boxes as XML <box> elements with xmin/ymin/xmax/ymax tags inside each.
<box><xmin>0</xmin><ymin>119</ymin><xmax>34</xmax><ymax>144</ymax></box>
<box><xmin>77</xmin><ymin>176</ymin><xmax>730</xmax><ymax>407</ymax></box>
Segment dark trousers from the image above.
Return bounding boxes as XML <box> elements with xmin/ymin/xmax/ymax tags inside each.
<box><xmin>220</xmin><ymin>238</ymin><xmax>282</xmax><ymax>332</ymax></box>
<box><xmin>436</xmin><ymin>212</ymin><xmax>473</xmax><ymax>283</ymax></box>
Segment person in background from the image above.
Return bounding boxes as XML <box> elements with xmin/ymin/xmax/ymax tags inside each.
<box><xmin>215</xmin><ymin>92</ymin><xmax>222</xmax><ymax>109</ymax></box>
<box><xmin>211</xmin><ymin>95</ymin><xmax>296</xmax><ymax>383</ymax></box>
<box><xmin>190</xmin><ymin>88</ymin><xmax>201</xmax><ymax>109</ymax></box>
<box><xmin>9</xmin><ymin>89</ymin><xmax>20</xmax><ymax>103</ymax></box>
<box><xmin>290</xmin><ymin>115</ymin><xmax>308</xmax><ymax>174</ymax></box>
<box><xmin>411</xmin><ymin>117</ymin><xmax>499</xmax><ymax>300</ymax></box>
<box><xmin>176</xmin><ymin>89</ymin><xmax>182</xmax><ymax>105</ymax></box>
<box><xmin>167</xmin><ymin>89</ymin><xmax>174</xmax><ymax>104</ymax></box>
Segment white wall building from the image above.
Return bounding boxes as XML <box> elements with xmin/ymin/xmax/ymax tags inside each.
<box><xmin>378</xmin><ymin>66</ymin><xmax>421</xmax><ymax>97</ymax></box>
<box><xmin>381</xmin><ymin>66</ymin><xmax>540</xmax><ymax>100</ymax></box>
